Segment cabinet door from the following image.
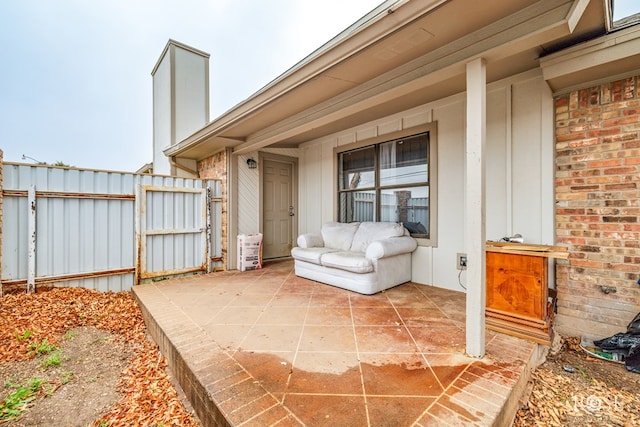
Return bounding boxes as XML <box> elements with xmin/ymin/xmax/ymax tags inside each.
<box><xmin>486</xmin><ymin>252</ymin><xmax>547</xmax><ymax>322</ymax></box>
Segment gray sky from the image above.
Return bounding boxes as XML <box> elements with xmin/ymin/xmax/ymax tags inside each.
<box><xmin>2</xmin><ymin>1</ymin><xmax>638</xmax><ymax>172</ymax></box>
<box><xmin>613</xmin><ymin>0</ymin><xmax>640</xmax><ymax>21</ymax></box>
<box><xmin>0</xmin><ymin>0</ymin><xmax>381</xmax><ymax>171</ymax></box>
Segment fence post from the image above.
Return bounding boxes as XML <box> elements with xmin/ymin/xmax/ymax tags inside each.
<box><xmin>206</xmin><ymin>186</ymin><xmax>212</xmax><ymax>273</ymax></box>
<box><xmin>27</xmin><ymin>185</ymin><xmax>36</xmax><ymax>294</ymax></box>
<box><xmin>0</xmin><ymin>149</ymin><xmax>3</xmax><ymax>297</ymax></box>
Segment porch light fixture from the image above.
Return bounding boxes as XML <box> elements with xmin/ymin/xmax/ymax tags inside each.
<box><xmin>246</xmin><ymin>157</ymin><xmax>257</xmax><ymax>169</ymax></box>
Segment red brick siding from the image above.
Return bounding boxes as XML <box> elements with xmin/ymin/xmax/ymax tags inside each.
<box><xmin>198</xmin><ymin>151</ymin><xmax>228</xmax><ymax>270</ymax></box>
<box><xmin>555</xmin><ymin>76</ymin><xmax>640</xmax><ymax>337</ymax></box>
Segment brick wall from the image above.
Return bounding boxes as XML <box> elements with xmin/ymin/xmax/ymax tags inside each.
<box><xmin>554</xmin><ymin>76</ymin><xmax>640</xmax><ymax>338</ymax></box>
<box><xmin>198</xmin><ymin>150</ymin><xmax>228</xmax><ymax>269</ymax></box>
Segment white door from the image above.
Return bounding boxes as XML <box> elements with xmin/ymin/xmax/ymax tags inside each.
<box><xmin>263</xmin><ymin>159</ymin><xmax>294</xmax><ymax>259</ymax></box>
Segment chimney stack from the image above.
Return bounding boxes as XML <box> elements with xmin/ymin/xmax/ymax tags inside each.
<box><xmin>151</xmin><ymin>40</ymin><xmax>210</xmax><ymax>176</ymax></box>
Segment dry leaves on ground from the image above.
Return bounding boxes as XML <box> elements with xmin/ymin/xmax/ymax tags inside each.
<box><xmin>514</xmin><ymin>337</ymin><xmax>640</xmax><ymax>427</ymax></box>
<box><xmin>0</xmin><ymin>287</ymin><xmax>199</xmax><ymax>426</ymax></box>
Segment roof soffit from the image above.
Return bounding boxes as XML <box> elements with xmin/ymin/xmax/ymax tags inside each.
<box><xmin>168</xmin><ymin>0</ymin><xmax>591</xmax><ymax>159</ymax></box>
<box><xmin>231</xmin><ymin>0</ymin><xmax>583</xmax><ymax>155</ymax></box>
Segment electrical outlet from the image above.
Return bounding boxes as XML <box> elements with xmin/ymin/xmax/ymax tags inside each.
<box><xmin>456</xmin><ymin>253</ymin><xmax>467</xmax><ymax>270</ymax></box>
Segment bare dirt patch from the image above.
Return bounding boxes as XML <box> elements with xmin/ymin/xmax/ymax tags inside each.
<box><xmin>0</xmin><ymin>326</ymin><xmax>132</xmax><ymax>425</ymax></box>
<box><xmin>0</xmin><ymin>288</ymin><xmax>199</xmax><ymax>426</ymax></box>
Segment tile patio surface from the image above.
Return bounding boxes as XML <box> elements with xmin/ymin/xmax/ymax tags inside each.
<box><xmin>133</xmin><ymin>260</ymin><xmax>540</xmax><ymax>427</ymax></box>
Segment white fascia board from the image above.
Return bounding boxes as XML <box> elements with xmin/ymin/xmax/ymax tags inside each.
<box><xmin>541</xmin><ymin>25</ymin><xmax>640</xmax><ymax>81</ymax></box>
<box><xmin>165</xmin><ymin>0</ymin><xmax>447</xmax><ymax>157</ymax></box>
<box><xmin>233</xmin><ymin>1</ymin><xmax>579</xmax><ymax>155</ymax></box>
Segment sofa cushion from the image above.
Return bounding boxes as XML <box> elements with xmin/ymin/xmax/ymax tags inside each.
<box><xmin>320</xmin><ymin>251</ymin><xmax>373</xmax><ymax>274</ymax></box>
<box><xmin>349</xmin><ymin>222</ymin><xmax>406</xmax><ymax>253</ymax></box>
<box><xmin>366</xmin><ymin>236</ymin><xmax>418</xmax><ymax>259</ymax></box>
<box><xmin>321</xmin><ymin>222</ymin><xmax>360</xmax><ymax>251</ymax></box>
<box><xmin>291</xmin><ymin>247</ymin><xmax>338</xmax><ymax>265</ymax></box>
<box><xmin>297</xmin><ymin>233</ymin><xmax>324</xmax><ymax>248</ymax></box>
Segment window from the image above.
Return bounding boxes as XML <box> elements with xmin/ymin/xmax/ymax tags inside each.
<box><xmin>337</xmin><ymin>126</ymin><xmax>437</xmax><ymax>244</ymax></box>
<box><xmin>607</xmin><ymin>0</ymin><xmax>640</xmax><ymax>31</ymax></box>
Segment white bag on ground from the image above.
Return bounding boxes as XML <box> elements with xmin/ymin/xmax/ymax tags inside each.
<box><xmin>237</xmin><ymin>233</ymin><xmax>263</xmax><ymax>271</ymax></box>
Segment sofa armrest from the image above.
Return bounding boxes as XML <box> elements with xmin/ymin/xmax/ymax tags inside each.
<box><xmin>365</xmin><ymin>236</ymin><xmax>418</xmax><ymax>259</ymax></box>
<box><xmin>297</xmin><ymin>233</ymin><xmax>324</xmax><ymax>248</ymax></box>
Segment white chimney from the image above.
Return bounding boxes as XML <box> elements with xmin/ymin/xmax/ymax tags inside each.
<box><xmin>151</xmin><ymin>39</ymin><xmax>210</xmax><ymax>176</ymax></box>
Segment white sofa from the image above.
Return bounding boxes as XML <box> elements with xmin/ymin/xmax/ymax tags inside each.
<box><xmin>291</xmin><ymin>222</ymin><xmax>418</xmax><ymax>295</ymax></box>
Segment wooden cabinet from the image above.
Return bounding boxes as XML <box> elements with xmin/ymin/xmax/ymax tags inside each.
<box><xmin>485</xmin><ymin>242</ymin><xmax>568</xmax><ymax>345</ymax></box>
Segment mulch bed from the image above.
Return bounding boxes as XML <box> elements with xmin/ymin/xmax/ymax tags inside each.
<box><xmin>514</xmin><ymin>337</ymin><xmax>640</xmax><ymax>426</ymax></box>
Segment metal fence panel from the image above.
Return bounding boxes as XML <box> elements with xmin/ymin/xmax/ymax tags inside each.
<box><xmin>1</xmin><ymin>163</ymin><xmax>221</xmax><ymax>292</ymax></box>
<box><xmin>138</xmin><ymin>185</ymin><xmax>208</xmax><ymax>280</ymax></box>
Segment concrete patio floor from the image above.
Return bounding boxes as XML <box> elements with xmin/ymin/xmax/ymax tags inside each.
<box><xmin>133</xmin><ymin>259</ymin><xmax>541</xmax><ymax>426</ymax></box>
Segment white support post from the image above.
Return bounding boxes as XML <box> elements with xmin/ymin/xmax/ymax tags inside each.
<box><xmin>465</xmin><ymin>58</ymin><xmax>487</xmax><ymax>358</ymax></box>
<box><xmin>27</xmin><ymin>185</ymin><xmax>36</xmax><ymax>294</ymax></box>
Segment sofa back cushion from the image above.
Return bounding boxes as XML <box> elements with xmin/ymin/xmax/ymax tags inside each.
<box><xmin>350</xmin><ymin>222</ymin><xmax>406</xmax><ymax>253</ymax></box>
<box><xmin>321</xmin><ymin>222</ymin><xmax>360</xmax><ymax>251</ymax></box>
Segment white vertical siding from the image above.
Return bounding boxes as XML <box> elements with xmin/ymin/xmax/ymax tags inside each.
<box><xmin>321</xmin><ymin>142</ymin><xmax>336</xmax><ymax>224</ymax></box>
<box><xmin>485</xmin><ymin>86</ymin><xmax>509</xmax><ymax>236</ymax></box>
<box><xmin>237</xmin><ymin>152</ymin><xmax>260</xmax><ymax>235</ymax></box>
<box><xmin>299</xmin><ymin>144</ymin><xmax>322</xmax><ymax>234</ymax></box>
<box><xmin>236</xmin><ymin>148</ymin><xmax>301</xmax><ymax>237</ymax></box>
<box><xmin>298</xmin><ymin>69</ymin><xmax>555</xmax><ymax>291</ymax></box>
<box><xmin>432</xmin><ymin>99</ymin><xmax>466</xmax><ymax>292</ymax></box>
<box><xmin>153</xmin><ymin>56</ymin><xmax>172</xmax><ymax>176</ymax></box>
<box><xmin>512</xmin><ymin>76</ymin><xmax>545</xmax><ymax>243</ymax></box>
<box><xmin>174</xmin><ymin>48</ymin><xmax>209</xmax><ymax>143</ymax></box>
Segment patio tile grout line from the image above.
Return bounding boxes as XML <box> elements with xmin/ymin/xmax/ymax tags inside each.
<box><xmin>386</xmin><ymin>286</ymin><xmax>448</xmax><ymax>393</ymax></box>
<box><xmin>137</xmin><ymin>283</ymin><xmax>261</xmax><ymax>426</ymax></box>
<box><xmin>233</xmin><ymin>269</ymin><xmax>292</xmax><ymax>353</ymax></box>
<box><xmin>139</xmin><ymin>265</ymin><xmax>536</xmax><ymax>426</ymax></box>
<box><xmin>349</xmin><ymin>293</ymin><xmax>373</xmax><ymax>427</ymax></box>
<box><xmin>229</xmin><ymin>269</ymin><xmax>306</xmax><ymax>427</ymax></box>
<box><xmin>428</xmin><ymin>403</ymin><xmax>482</xmax><ymax>426</ymax></box>
<box><xmin>234</xmin><ymin>402</ymin><xmax>282</xmax><ymax>427</ymax></box>
<box><xmin>280</xmin><ymin>281</ymin><xmax>313</xmax><ymax>406</ymax></box>
<box><xmin>170</xmin><ymin>269</ymin><xmax>304</xmax><ymax>427</ymax></box>
<box><xmin>396</xmin><ymin>283</ymin><xmax>500</xmax><ymax>425</ymax></box>
<box><xmin>448</xmin><ymin>382</ymin><xmax>503</xmax><ymax>411</ymax></box>
<box><xmin>386</xmin><ymin>285</ymin><xmax>462</xmax><ymax>426</ymax></box>
<box><xmin>151</xmin><ymin>283</ymin><xmax>206</xmax><ymax>333</ymax></box>
<box><xmin>248</xmin><ymin>267</ymin><xmax>317</xmax><ymax>426</ymax></box>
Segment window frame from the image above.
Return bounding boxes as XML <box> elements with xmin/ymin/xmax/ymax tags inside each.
<box><xmin>606</xmin><ymin>0</ymin><xmax>640</xmax><ymax>32</ymax></box>
<box><xmin>333</xmin><ymin>123</ymin><xmax>438</xmax><ymax>247</ymax></box>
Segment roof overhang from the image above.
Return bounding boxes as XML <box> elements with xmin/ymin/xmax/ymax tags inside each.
<box><xmin>165</xmin><ymin>0</ymin><xmax>605</xmax><ymax>161</ymax></box>
<box><xmin>541</xmin><ymin>23</ymin><xmax>640</xmax><ymax>93</ymax></box>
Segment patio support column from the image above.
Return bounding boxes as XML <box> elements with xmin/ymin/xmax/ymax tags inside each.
<box><xmin>465</xmin><ymin>58</ymin><xmax>486</xmax><ymax>358</ymax></box>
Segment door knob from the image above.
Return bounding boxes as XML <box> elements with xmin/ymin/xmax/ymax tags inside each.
<box><xmin>288</xmin><ymin>206</ymin><xmax>295</xmax><ymax>216</ymax></box>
